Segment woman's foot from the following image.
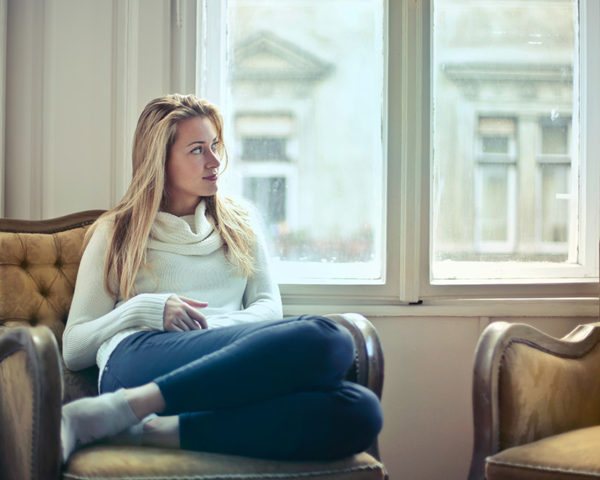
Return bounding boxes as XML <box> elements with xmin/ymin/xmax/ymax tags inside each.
<box><xmin>102</xmin><ymin>414</ymin><xmax>179</xmax><ymax>449</ymax></box>
<box><xmin>141</xmin><ymin>415</ymin><xmax>180</xmax><ymax>449</ymax></box>
<box><xmin>61</xmin><ymin>389</ymin><xmax>141</xmax><ymax>462</ymax></box>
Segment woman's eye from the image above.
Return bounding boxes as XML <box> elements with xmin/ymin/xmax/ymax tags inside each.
<box><xmin>211</xmin><ymin>142</ymin><xmax>219</xmax><ymax>153</ymax></box>
<box><xmin>191</xmin><ymin>146</ymin><xmax>203</xmax><ymax>154</ymax></box>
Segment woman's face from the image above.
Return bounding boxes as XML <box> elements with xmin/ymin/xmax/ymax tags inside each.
<box><xmin>164</xmin><ymin>116</ymin><xmax>221</xmax><ymax>216</ymax></box>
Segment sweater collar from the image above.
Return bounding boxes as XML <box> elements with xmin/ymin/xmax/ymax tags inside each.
<box><xmin>148</xmin><ymin>201</ymin><xmax>223</xmax><ymax>255</ymax></box>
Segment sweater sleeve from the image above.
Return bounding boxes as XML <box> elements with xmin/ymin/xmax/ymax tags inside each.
<box><xmin>62</xmin><ymin>223</ymin><xmax>169</xmax><ymax>371</ymax></box>
<box><xmin>207</xmin><ymin>227</ymin><xmax>283</xmax><ymax>328</ymax></box>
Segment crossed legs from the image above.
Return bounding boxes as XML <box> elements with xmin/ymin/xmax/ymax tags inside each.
<box><xmin>61</xmin><ymin>316</ymin><xmax>383</xmax><ymax>461</ymax></box>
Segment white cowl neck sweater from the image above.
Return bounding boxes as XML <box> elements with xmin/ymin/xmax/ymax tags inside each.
<box><xmin>62</xmin><ymin>201</ymin><xmax>283</xmax><ymax>386</ymax></box>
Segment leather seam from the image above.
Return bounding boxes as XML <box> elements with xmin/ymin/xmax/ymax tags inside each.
<box><xmin>487</xmin><ymin>457</ymin><xmax>600</xmax><ymax>477</ymax></box>
<box><xmin>62</xmin><ymin>462</ymin><xmax>385</xmax><ymax>480</ymax></box>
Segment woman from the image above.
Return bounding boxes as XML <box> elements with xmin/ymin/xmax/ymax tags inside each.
<box><xmin>61</xmin><ymin>94</ymin><xmax>382</xmax><ymax>463</ymax></box>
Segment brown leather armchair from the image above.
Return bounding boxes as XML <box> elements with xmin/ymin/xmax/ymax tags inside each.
<box><xmin>469</xmin><ymin>301</ymin><xmax>600</xmax><ymax>478</ymax></box>
<box><xmin>0</xmin><ymin>210</ymin><xmax>387</xmax><ymax>480</ymax></box>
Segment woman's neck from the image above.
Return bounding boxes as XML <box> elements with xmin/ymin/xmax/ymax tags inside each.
<box><xmin>162</xmin><ymin>198</ymin><xmax>200</xmax><ymax>217</ymax></box>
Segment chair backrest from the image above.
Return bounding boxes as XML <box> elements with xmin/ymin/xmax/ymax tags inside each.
<box><xmin>0</xmin><ymin>210</ymin><xmax>105</xmax><ymax>401</ymax></box>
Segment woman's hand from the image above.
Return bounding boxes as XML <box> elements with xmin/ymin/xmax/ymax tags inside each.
<box><xmin>163</xmin><ymin>295</ymin><xmax>208</xmax><ymax>332</ymax></box>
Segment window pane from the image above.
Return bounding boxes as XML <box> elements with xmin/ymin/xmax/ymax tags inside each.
<box><xmin>219</xmin><ymin>0</ymin><xmax>385</xmax><ymax>282</ymax></box>
<box><xmin>482</xmin><ymin>136</ymin><xmax>509</xmax><ymax>155</ymax></box>
<box><xmin>477</xmin><ymin>165</ymin><xmax>510</xmax><ymax>244</ymax></box>
<box><xmin>242</xmin><ymin>137</ymin><xmax>288</xmax><ymax>161</ymax></box>
<box><xmin>243</xmin><ymin>176</ymin><xmax>287</xmax><ymax>227</ymax></box>
<box><xmin>539</xmin><ymin>164</ymin><xmax>570</xmax><ymax>246</ymax></box>
<box><xmin>431</xmin><ymin>0</ymin><xmax>578</xmax><ymax>279</ymax></box>
<box><xmin>541</xmin><ymin>124</ymin><xmax>569</xmax><ymax>155</ymax></box>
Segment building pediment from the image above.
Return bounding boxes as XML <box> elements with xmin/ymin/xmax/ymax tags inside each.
<box><xmin>442</xmin><ymin>62</ymin><xmax>572</xmax><ymax>100</ymax></box>
<box><xmin>442</xmin><ymin>62</ymin><xmax>572</xmax><ymax>84</ymax></box>
<box><xmin>233</xmin><ymin>31</ymin><xmax>332</xmax><ymax>82</ymax></box>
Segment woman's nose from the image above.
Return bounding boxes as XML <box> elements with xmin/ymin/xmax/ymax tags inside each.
<box><xmin>208</xmin><ymin>149</ymin><xmax>221</xmax><ymax>167</ymax></box>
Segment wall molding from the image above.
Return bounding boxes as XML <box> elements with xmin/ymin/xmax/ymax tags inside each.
<box><xmin>0</xmin><ymin>0</ymin><xmax>6</xmax><ymax>216</ymax></box>
<box><xmin>111</xmin><ymin>0</ymin><xmax>139</xmax><ymax>205</ymax></box>
<box><xmin>31</xmin><ymin>0</ymin><xmax>45</xmax><ymax>219</ymax></box>
<box><xmin>41</xmin><ymin>0</ymin><xmax>57</xmax><ymax>219</ymax></box>
<box><xmin>170</xmin><ymin>0</ymin><xmax>197</xmax><ymax>94</ymax></box>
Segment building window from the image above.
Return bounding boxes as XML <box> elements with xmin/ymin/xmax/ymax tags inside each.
<box><xmin>475</xmin><ymin>117</ymin><xmax>518</xmax><ymax>253</ymax></box>
<box><xmin>537</xmin><ymin>117</ymin><xmax>571</xmax><ymax>252</ymax></box>
<box><xmin>243</xmin><ymin>176</ymin><xmax>287</xmax><ymax>227</ymax></box>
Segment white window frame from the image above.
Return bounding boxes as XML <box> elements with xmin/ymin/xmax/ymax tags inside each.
<box><xmin>425</xmin><ymin>0</ymin><xmax>598</xmax><ymax>298</ymax></box>
<box><xmin>177</xmin><ymin>0</ymin><xmax>599</xmax><ymax>316</ymax></box>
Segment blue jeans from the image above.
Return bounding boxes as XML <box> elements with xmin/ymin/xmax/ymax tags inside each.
<box><xmin>100</xmin><ymin>315</ymin><xmax>383</xmax><ymax>460</ymax></box>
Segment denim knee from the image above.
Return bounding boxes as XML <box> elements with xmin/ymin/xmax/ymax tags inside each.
<box><xmin>331</xmin><ymin>382</ymin><xmax>383</xmax><ymax>455</ymax></box>
<box><xmin>295</xmin><ymin>316</ymin><xmax>355</xmax><ymax>377</ymax></box>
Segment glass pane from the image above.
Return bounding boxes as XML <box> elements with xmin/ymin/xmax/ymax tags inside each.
<box><xmin>243</xmin><ymin>176</ymin><xmax>286</xmax><ymax>228</ymax></box>
<box><xmin>541</xmin><ymin>124</ymin><xmax>569</xmax><ymax>155</ymax></box>
<box><xmin>478</xmin><ymin>166</ymin><xmax>509</xmax><ymax>244</ymax></box>
<box><xmin>221</xmin><ymin>0</ymin><xmax>385</xmax><ymax>282</ymax></box>
<box><xmin>540</xmin><ymin>164</ymin><xmax>570</xmax><ymax>245</ymax></box>
<box><xmin>242</xmin><ymin>137</ymin><xmax>288</xmax><ymax>161</ymax></box>
<box><xmin>482</xmin><ymin>136</ymin><xmax>509</xmax><ymax>155</ymax></box>
<box><xmin>431</xmin><ymin>0</ymin><xmax>578</xmax><ymax>278</ymax></box>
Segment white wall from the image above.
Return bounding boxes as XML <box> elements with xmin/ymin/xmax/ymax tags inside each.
<box><xmin>3</xmin><ymin>0</ymin><xmax>173</xmax><ymax>219</ymax></box>
<box><xmin>0</xmin><ymin>2</ymin><xmax>597</xmax><ymax>479</ymax></box>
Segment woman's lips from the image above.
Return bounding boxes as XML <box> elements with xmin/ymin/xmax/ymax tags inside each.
<box><xmin>203</xmin><ymin>174</ymin><xmax>218</xmax><ymax>181</ymax></box>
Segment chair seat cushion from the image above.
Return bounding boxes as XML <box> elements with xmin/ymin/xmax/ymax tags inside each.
<box><xmin>487</xmin><ymin>425</ymin><xmax>600</xmax><ymax>479</ymax></box>
<box><xmin>64</xmin><ymin>446</ymin><xmax>387</xmax><ymax>480</ymax></box>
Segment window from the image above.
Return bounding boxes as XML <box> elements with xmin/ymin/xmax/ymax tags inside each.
<box><xmin>430</xmin><ymin>0</ymin><xmax>598</xmax><ymax>284</ymax></box>
<box><xmin>191</xmin><ymin>0</ymin><xmax>599</xmax><ymax>307</ymax></box>
<box><xmin>199</xmin><ymin>0</ymin><xmax>385</xmax><ymax>284</ymax></box>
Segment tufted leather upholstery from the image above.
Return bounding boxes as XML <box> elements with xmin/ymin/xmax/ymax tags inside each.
<box><xmin>0</xmin><ymin>225</ymin><xmax>88</xmax><ymax>341</ymax></box>
<box><xmin>469</xmin><ymin>318</ymin><xmax>600</xmax><ymax>478</ymax></box>
<box><xmin>468</xmin><ymin>244</ymin><xmax>600</xmax><ymax>480</ymax></box>
<box><xmin>0</xmin><ymin>210</ymin><xmax>387</xmax><ymax>480</ymax></box>
<box><xmin>0</xmin><ymin>211</ymin><xmax>103</xmax><ymax>403</ymax></box>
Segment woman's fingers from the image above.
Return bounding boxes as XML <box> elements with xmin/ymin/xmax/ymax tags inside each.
<box><xmin>180</xmin><ymin>296</ymin><xmax>208</xmax><ymax>308</ymax></box>
<box><xmin>182</xmin><ymin>303</ymin><xmax>208</xmax><ymax>329</ymax></box>
<box><xmin>163</xmin><ymin>294</ymin><xmax>208</xmax><ymax>331</ymax></box>
<box><xmin>169</xmin><ymin>321</ymin><xmax>185</xmax><ymax>332</ymax></box>
<box><xmin>179</xmin><ymin>297</ymin><xmax>208</xmax><ymax>329</ymax></box>
<box><xmin>178</xmin><ymin>310</ymin><xmax>202</xmax><ymax>330</ymax></box>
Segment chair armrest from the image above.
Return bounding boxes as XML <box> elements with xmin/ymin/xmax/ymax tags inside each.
<box><xmin>0</xmin><ymin>325</ymin><xmax>63</xmax><ymax>480</ymax></box>
<box><xmin>468</xmin><ymin>321</ymin><xmax>600</xmax><ymax>480</ymax></box>
<box><xmin>324</xmin><ymin>313</ymin><xmax>385</xmax><ymax>460</ymax></box>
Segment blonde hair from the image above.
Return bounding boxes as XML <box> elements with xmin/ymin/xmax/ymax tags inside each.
<box><xmin>87</xmin><ymin>94</ymin><xmax>255</xmax><ymax>300</ymax></box>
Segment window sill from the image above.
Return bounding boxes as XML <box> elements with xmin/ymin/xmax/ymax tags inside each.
<box><xmin>282</xmin><ymin>296</ymin><xmax>599</xmax><ymax>318</ymax></box>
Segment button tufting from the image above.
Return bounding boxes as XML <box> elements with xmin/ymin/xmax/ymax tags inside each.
<box><xmin>54</xmin><ymin>257</ymin><xmax>64</xmax><ymax>268</ymax></box>
<box><xmin>39</xmin><ymin>287</ymin><xmax>50</xmax><ymax>298</ymax></box>
<box><xmin>20</xmin><ymin>259</ymin><xmax>30</xmax><ymax>270</ymax></box>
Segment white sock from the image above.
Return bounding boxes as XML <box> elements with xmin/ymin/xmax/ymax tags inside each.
<box><xmin>104</xmin><ymin>414</ymin><xmax>158</xmax><ymax>446</ymax></box>
<box><xmin>61</xmin><ymin>389</ymin><xmax>140</xmax><ymax>462</ymax></box>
